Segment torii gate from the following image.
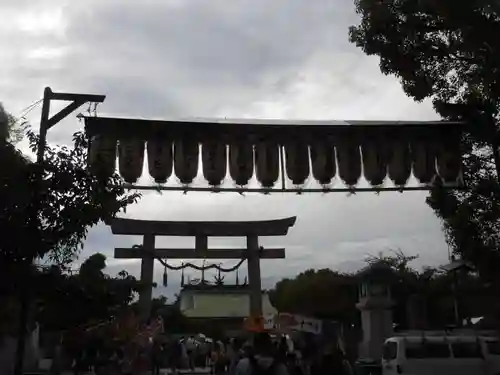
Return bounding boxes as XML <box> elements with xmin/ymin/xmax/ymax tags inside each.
<box><xmin>109</xmin><ymin>216</ymin><xmax>296</xmax><ymax>320</ymax></box>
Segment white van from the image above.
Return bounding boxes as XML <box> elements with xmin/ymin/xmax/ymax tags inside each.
<box><xmin>382</xmin><ymin>334</ymin><xmax>500</xmax><ymax>375</ymax></box>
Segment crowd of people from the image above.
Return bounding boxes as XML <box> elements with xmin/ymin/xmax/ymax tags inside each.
<box><xmin>150</xmin><ymin>332</ymin><xmax>353</xmax><ymax>375</ymax></box>
<box><xmin>48</xmin><ymin>327</ymin><xmax>352</xmax><ymax>375</ymax></box>
<box><xmin>228</xmin><ymin>332</ymin><xmax>351</xmax><ymax>375</ymax></box>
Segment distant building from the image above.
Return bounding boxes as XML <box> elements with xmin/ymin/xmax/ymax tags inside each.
<box><xmin>179</xmin><ymin>283</ymin><xmax>277</xmax><ymax>333</ymax></box>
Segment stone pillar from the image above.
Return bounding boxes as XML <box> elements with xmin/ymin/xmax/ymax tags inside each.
<box><xmin>246</xmin><ymin>235</ymin><xmax>262</xmax><ymax>317</ymax></box>
<box><xmin>139</xmin><ymin>234</ymin><xmax>155</xmax><ymax>320</ymax></box>
<box><xmin>356</xmin><ymin>281</ymin><xmax>394</xmax><ymax>360</ymax></box>
<box><xmin>407</xmin><ymin>293</ymin><xmax>427</xmax><ymax>329</ymax></box>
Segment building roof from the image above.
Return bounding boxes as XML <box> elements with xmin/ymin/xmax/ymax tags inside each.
<box><xmin>441</xmin><ymin>259</ymin><xmax>474</xmax><ymax>272</ymax></box>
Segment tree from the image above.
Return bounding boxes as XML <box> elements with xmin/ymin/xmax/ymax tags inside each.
<box><xmin>0</xmin><ymin>106</ymin><xmax>140</xmax><ymax>372</ymax></box>
<box><xmin>34</xmin><ymin>253</ymin><xmax>144</xmax><ymax>332</ymax></box>
<box><xmin>269</xmin><ymin>251</ymin><xmax>489</xmax><ymax>330</ymax></box>
<box><xmin>365</xmin><ymin>251</ymin><xmax>455</xmax><ymax>328</ymax></box>
<box><xmin>0</xmin><ymin>103</ymin><xmax>8</xmax><ymax>142</ymax></box>
<box><xmin>269</xmin><ymin>268</ymin><xmax>359</xmax><ymax>323</ymax></box>
<box><xmin>349</xmin><ymin>0</ymin><xmax>500</xmax><ymax>290</ymax></box>
<box><xmin>0</xmin><ymin>129</ymin><xmax>140</xmax><ymax>274</ymax></box>
<box><xmin>0</xmin><ymin>103</ymin><xmax>27</xmax><ymax>144</ymax></box>
<box><xmin>79</xmin><ymin>253</ymin><xmax>107</xmax><ymax>280</ymax></box>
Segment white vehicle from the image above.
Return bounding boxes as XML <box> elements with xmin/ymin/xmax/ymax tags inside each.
<box><xmin>382</xmin><ymin>333</ymin><xmax>500</xmax><ymax>375</ymax></box>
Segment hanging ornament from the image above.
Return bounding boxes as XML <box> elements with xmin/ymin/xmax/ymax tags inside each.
<box><xmin>214</xmin><ymin>267</ymin><xmax>225</xmax><ymax>285</ymax></box>
<box><xmin>335</xmin><ymin>135</ymin><xmax>362</xmax><ymax>187</ymax></box>
<box><xmin>174</xmin><ymin>139</ymin><xmax>199</xmax><ymax>184</ymax></box>
<box><xmin>285</xmin><ymin>141</ymin><xmax>310</xmax><ymax>185</ymax></box>
<box><xmin>118</xmin><ymin>139</ymin><xmax>145</xmax><ymax>183</ymax></box>
<box><xmin>411</xmin><ymin>140</ymin><xmax>437</xmax><ymax>184</ymax></box>
<box><xmin>163</xmin><ymin>266</ymin><xmax>168</xmax><ymax>287</ymax></box>
<box><xmin>361</xmin><ymin>138</ymin><xmax>387</xmax><ymax>186</ymax></box>
<box><xmin>236</xmin><ymin>269</ymin><xmax>240</xmax><ymax>286</ymax></box>
<box><xmin>388</xmin><ymin>138</ymin><xmax>412</xmax><ymax>186</ymax></box>
<box><xmin>310</xmin><ymin>140</ymin><xmax>336</xmax><ymax>185</ymax></box>
<box><xmin>229</xmin><ymin>141</ymin><xmax>254</xmax><ymax>186</ymax></box>
<box><xmin>181</xmin><ymin>264</ymin><xmax>185</xmax><ymax>286</ymax></box>
<box><xmin>88</xmin><ymin>135</ymin><xmax>117</xmax><ymax>179</ymax></box>
<box><xmin>436</xmin><ymin>135</ymin><xmax>462</xmax><ymax>184</ymax></box>
<box><xmin>147</xmin><ymin>138</ymin><xmax>173</xmax><ymax>183</ymax></box>
<box><xmin>201</xmin><ymin>260</ymin><xmax>206</xmax><ymax>284</ymax></box>
<box><xmin>255</xmin><ymin>141</ymin><xmax>280</xmax><ymax>188</ymax></box>
<box><xmin>202</xmin><ymin>140</ymin><xmax>227</xmax><ymax>186</ymax></box>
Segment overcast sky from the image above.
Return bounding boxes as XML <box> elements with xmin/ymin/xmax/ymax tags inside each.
<box><xmin>2</xmin><ymin>0</ymin><xmax>451</xmax><ymax>298</ymax></box>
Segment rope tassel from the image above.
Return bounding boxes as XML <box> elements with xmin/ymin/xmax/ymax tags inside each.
<box><xmin>163</xmin><ymin>266</ymin><xmax>168</xmax><ymax>287</ymax></box>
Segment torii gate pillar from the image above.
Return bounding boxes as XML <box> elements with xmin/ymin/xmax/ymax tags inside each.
<box><xmin>139</xmin><ymin>234</ymin><xmax>155</xmax><ymax>318</ymax></box>
<box><xmin>247</xmin><ymin>234</ymin><xmax>262</xmax><ymax>317</ymax></box>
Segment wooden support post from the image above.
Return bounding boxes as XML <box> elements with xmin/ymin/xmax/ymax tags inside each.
<box><xmin>247</xmin><ymin>235</ymin><xmax>262</xmax><ymax>318</ymax></box>
<box><xmin>139</xmin><ymin>234</ymin><xmax>155</xmax><ymax>321</ymax></box>
<box><xmin>195</xmin><ymin>235</ymin><xmax>208</xmax><ymax>257</ymax></box>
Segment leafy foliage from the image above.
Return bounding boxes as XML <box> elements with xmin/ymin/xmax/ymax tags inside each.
<box><xmin>0</xmin><ymin>130</ymin><xmax>140</xmax><ymax>273</ymax></box>
<box><xmin>0</xmin><ymin>107</ymin><xmax>140</xmax><ymax>349</ymax></box>
<box><xmin>34</xmin><ymin>253</ymin><xmax>144</xmax><ymax>332</ymax></box>
<box><xmin>269</xmin><ymin>252</ymin><xmax>490</xmax><ymax>329</ymax></box>
<box><xmin>349</xmin><ymin>0</ymin><xmax>500</xmax><ymax>287</ymax></box>
<box><xmin>269</xmin><ymin>268</ymin><xmax>359</xmax><ymax>323</ymax></box>
<box><xmin>0</xmin><ymin>103</ymin><xmax>27</xmax><ymax>144</ymax></box>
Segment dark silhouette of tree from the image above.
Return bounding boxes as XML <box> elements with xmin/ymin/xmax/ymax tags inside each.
<box><xmin>0</xmin><ymin>107</ymin><xmax>139</xmax><ymax>348</ymax></box>
<box><xmin>269</xmin><ymin>268</ymin><xmax>359</xmax><ymax>323</ymax></box>
<box><xmin>149</xmin><ymin>295</ymin><xmax>197</xmax><ymax>334</ymax></box>
<box><xmin>269</xmin><ymin>250</ymin><xmax>490</xmax><ymax>330</ymax></box>
<box><xmin>79</xmin><ymin>253</ymin><xmax>107</xmax><ymax>279</ymax></box>
<box><xmin>34</xmin><ymin>254</ymin><xmax>143</xmax><ymax>332</ymax></box>
<box><xmin>349</xmin><ymin>0</ymin><xmax>500</xmax><ymax>294</ymax></box>
<box><xmin>0</xmin><ymin>126</ymin><xmax>139</xmax><ymax>287</ymax></box>
<box><xmin>151</xmin><ymin>295</ymin><xmax>168</xmax><ymax>314</ymax></box>
<box><xmin>0</xmin><ymin>104</ymin><xmax>27</xmax><ymax>144</ymax></box>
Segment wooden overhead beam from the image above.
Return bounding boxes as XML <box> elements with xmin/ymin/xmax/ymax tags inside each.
<box><xmin>49</xmin><ymin>90</ymin><xmax>106</xmax><ymax>103</ymax></box>
<box><xmin>114</xmin><ymin>247</ymin><xmax>286</xmax><ymax>259</ymax></box>
<box><xmin>43</xmin><ymin>88</ymin><xmax>106</xmax><ymax>131</ymax></box>
<box><xmin>109</xmin><ymin>217</ymin><xmax>297</xmax><ymax>236</ymax></box>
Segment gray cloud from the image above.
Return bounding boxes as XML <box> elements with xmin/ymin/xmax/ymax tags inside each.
<box><xmin>2</xmin><ymin>0</ymin><xmax>451</xmax><ymax>297</ymax></box>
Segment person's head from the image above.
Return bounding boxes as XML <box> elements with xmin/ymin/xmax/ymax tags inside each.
<box><xmin>242</xmin><ymin>342</ymin><xmax>253</xmax><ymax>357</ymax></box>
<box><xmin>286</xmin><ymin>352</ymin><xmax>297</xmax><ymax>365</ymax></box>
<box><xmin>253</xmin><ymin>332</ymin><xmax>274</xmax><ymax>355</ymax></box>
